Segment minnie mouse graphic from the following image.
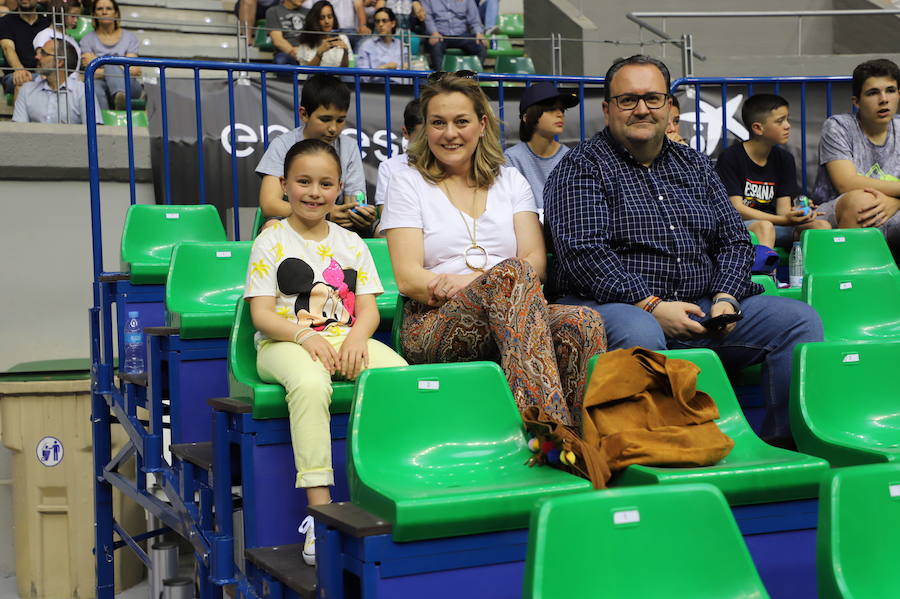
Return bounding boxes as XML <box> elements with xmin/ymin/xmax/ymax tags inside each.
<box><xmin>276</xmin><ymin>257</ymin><xmax>358</xmax><ymax>330</ymax></box>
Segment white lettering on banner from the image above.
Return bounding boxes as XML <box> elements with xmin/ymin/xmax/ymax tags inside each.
<box><xmin>219</xmin><ymin>124</ymin><xmax>290</xmax><ymax>157</ymax></box>
<box><xmin>218</xmin><ymin>124</ymin><xmax>407</xmax><ymax>163</ymax></box>
<box><xmin>372</xmin><ymin>129</ymin><xmax>402</xmax><ymax>162</ymax></box>
<box><xmin>341</xmin><ymin>128</ymin><xmax>371</xmax><ymax>159</ymax></box>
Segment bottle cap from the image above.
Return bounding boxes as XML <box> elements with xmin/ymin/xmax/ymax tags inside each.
<box><xmin>128</xmin><ymin>311</ymin><xmax>139</xmax><ymax>317</ymax></box>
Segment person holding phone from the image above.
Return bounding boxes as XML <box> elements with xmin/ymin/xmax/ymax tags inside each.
<box><xmin>296</xmin><ymin>0</ymin><xmax>351</xmax><ymax>68</ymax></box>
<box><xmin>544</xmin><ymin>55</ymin><xmax>823</xmax><ymax>449</ymax></box>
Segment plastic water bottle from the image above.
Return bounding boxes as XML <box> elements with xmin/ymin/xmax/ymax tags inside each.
<box><xmin>789</xmin><ymin>241</ymin><xmax>804</xmax><ymax>288</ymax></box>
<box><xmin>123</xmin><ymin>311</ymin><xmax>145</xmax><ymax>374</ymax></box>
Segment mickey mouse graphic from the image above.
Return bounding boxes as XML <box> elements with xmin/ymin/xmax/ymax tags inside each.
<box><xmin>277</xmin><ymin>257</ymin><xmax>357</xmax><ymax>330</ymax></box>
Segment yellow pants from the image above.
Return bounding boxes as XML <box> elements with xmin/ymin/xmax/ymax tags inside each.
<box><xmin>256</xmin><ymin>330</ymin><xmax>407</xmax><ymax>488</ymax></box>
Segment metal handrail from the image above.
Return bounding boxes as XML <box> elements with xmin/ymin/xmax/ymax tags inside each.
<box><xmin>628</xmin><ymin>8</ymin><xmax>900</xmax><ymax>70</ymax></box>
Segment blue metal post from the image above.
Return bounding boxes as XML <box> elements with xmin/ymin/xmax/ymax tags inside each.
<box><xmin>160</xmin><ymin>67</ymin><xmax>173</xmax><ymax>204</ymax></box>
<box><xmin>194</xmin><ymin>68</ymin><xmax>207</xmax><ymax>204</ymax></box>
<box><xmin>227</xmin><ymin>70</ymin><xmax>241</xmax><ymax>240</ymax></box>
<box><xmin>124</xmin><ymin>66</ymin><xmax>137</xmax><ymax>205</ymax></box>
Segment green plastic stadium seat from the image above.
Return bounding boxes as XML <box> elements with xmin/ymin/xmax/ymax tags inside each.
<box><xmin>165</xmin><ymin>241</ymin><xmax>252</xmax><ymax>339</ymax></box>
<box><xmin>486</xmin><ymin>34</ymin><xmax>523</xmax><ymax>58</ymax></box>
<box><xmin>348</xmin><ymin>362</ymin><xmax>592</xmax><ymax>542</ymax></box>
<box><xmin>749</xmin><ymin>231</ymin><xmax>759</xmax><ymax>244</ymax></box>
<box><xmin>524</xmin><ymin>484</ymin><xmax>770</xmax><ymax>599</ymax></box>
<box><xmin>494</xmin><ymin>55</ymin><xmax>535</xmax><ymax>75</ymax></box>
<box><xmin>752</xmin><ymin>274</ymin><xmax>777</xmax><ymax>295</ymax></box>
<box><xmin>802</xmin><ymin>228</ymin><xmax>898</xmax><ymax>277</ymax></box>
<box><xmin>791</xmin><ymin>340</ymin><xmax>900</xmax><ymax>467</ymax></box>
<box><xmin>498</xmin><ymin>13</ymin><xmax>524</xmax><ymax>38</ymax></box>
<box><xmin>444</xmin><ymin>47</ymin><xmax>463</xmax><ymax>56</ymax></box>
<box><xmin>101</xmin><ymin>110</ymin><xmax>149</xmax><ymax>127</ymax></box>
<box><xmin>363</xmin><ymin>238</ymin><xmax>398</xmax><ymax>327</ymax></box>
<box><xmin>254</xmin><ymin>19</ymin><xmax>274</xmax><ymax>52</ymax></box>
<box><xmin>440</xmin><ymin>54</ymin><xmax>482</xmax><ymax>73</ymax></box>
<box><xmin>803</xmin><ymin>271</ymin><xmax>900</xmax><ymax>341</ymax></box>
<box><xmin>65</xmin><ymin>16</ymin><xmax>93</xmax><ymax>42</ymax></box>
<box><xmin>586</xmin><ymin>349</ymin><xmax>829</xmax><ymax>504</ymax></box>
<box><xmin>228</xmin><ymin>297</ymin><xmax>354</xmax><ymax>419</ymax></box>
<box><xmin>817</xmin><ymin>463</ymin><xmax>900</xmax><ymax>599</ymax></box>
<box><xmin>120</xmin><ymin>204</ymin><xmax>227</xmax><ymax>284</ymax></box>
<box><xmin>251</xmin><ymin>207</ymin><xmax>265</xmax><ymax>237</ymax></box>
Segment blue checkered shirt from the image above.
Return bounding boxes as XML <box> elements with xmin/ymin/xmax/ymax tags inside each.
<box><xmin>544</xmin><ymin>128</ymin><xmax>762</xmax><ymax>304</ymax></box>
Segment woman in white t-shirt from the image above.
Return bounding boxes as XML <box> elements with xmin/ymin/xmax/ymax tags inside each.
<box><xmin>380</xmin><ymin>73</ymin><xmax>606</xmax><ymax>427</ymax></box>
<box><xmin>295</xmin><ymin>0</ymin><xmax>351</xmax><ymax>68</ymax></box>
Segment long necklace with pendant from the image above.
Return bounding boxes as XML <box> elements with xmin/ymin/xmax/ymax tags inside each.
<box><xmin>443</xmin><ymin>181</ymin><xmax>488</xmax><ymax>272</ymax></box>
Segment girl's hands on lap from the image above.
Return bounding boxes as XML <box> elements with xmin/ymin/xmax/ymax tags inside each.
<box><xmin>338</xmin><ymin>335</ymin><xmax>369</xmax><ymax>380</ymax></box>
<box><xmin>301</xmin><ymin>334</ymin><xmax>339</xmax><ymax>375</ymax></box>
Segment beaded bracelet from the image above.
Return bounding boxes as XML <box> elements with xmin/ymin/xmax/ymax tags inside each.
<box><xmin>642</xmin><ymin>296</ymin><xmax>662</xmax><ymax>313</ymax></box>
<box><xmin>293</xmin><ymin>327</ymin><xmax>316</xmax><ymax>345</ymax></box>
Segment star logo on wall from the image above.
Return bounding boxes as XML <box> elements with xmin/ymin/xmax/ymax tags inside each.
<box><xmin>678</xmin><ymin>93</ymin><xmax>748</xmax><ymax>155</ymax></box>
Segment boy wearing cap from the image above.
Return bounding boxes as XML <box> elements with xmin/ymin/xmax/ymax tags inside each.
<box><xmin>504</xmin><ymin>81</ymin><xmax>579</xmax><ymax>217</ymax></box>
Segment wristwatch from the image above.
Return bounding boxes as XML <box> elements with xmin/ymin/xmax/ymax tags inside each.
<box><xmin>712</xmin><ymin>297</ymin><xmax>742</xmax><ymax>316</ymax></box>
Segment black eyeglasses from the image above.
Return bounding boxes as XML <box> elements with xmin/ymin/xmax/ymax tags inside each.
<box><xmin>608</xmin><ymin>92</ymin><xmax>670</xmax><ymax>110</ymax></box>
<box><xmin>427</xmin><ymin>70</ymin><xmax>479</xmax><ymax>83</ymax></box>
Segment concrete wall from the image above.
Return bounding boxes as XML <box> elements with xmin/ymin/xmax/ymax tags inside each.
<box><xmin>0</xmin><ymin>123</ymin><xmax>154</xmax><ymax>373</ymax></box>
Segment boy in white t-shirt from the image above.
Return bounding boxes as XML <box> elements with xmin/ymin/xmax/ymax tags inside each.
<box><xmin>244</xmin><ymin>138</ymin><xmax>406</xmax><ymax>566</ymax></box>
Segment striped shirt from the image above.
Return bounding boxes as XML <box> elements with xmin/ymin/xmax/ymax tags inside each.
<box><xmin>544</xmin><ymin>128</ymin><xmax>762</xmax><ymax>304</ymax></box>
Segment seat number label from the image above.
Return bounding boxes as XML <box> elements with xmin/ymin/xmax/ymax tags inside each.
<box><xmin>418</xmin><ymin>380</ymin><xmax>439</xmax><ymax>391</ymax></box>
<box><xmin>834</xmin><ymin>236</ymin><xmax>845</xmax><ymax>243</ymax></box>
<box><xmin>839</xmin><ymin>282</ymin><xmax>852</xmax><ymax>290</ymax></box>
<box><xmin>890</xmin><ymin>484</ymin><xmax>900</xmax><ymax>498</ymax></box>
<box><xmin>613</xmin><ymin>509</ymin><xmax>640</xmax><ymax>525</ymax></box>
<box><xmin>842</xmin><ymin>353</ymin><xmax>860</xmax><ymax>364</ymax></box>
<box><xmin>216</xmin><ymin>251</ymin><xmax>232</xmax><ymax>258</ymax></box>
<box><xmin>165</xmin><ymin>213</ymin><xmax>180</xmax><ymax>219</ymax></box>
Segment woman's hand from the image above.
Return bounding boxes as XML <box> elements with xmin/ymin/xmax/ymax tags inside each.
<box><xmin>427</xmin><ymin>272</ymin><xmax>480</xmax><ymax>305</ymax></box>
<box><xmin>82</xmin><ymin>51</ymin><xmax>97</xmax><ymax>68</ymax></box>
<box><xmin>301</xmin><ymin>334</ymin><xmax>339</xmax><ymax>375</ymax></box>
<box><xmin>338</xmin><ymin>335</ymin><xmax>369</xmax><ymax>380</ymax></box>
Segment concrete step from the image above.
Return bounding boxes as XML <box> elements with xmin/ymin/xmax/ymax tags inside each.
<box><xmin>120</xmin><ymin>4</ymin><xmax>237</xmax><ymax>34</ymax></box>
<box><xmin>133</xmin><ymin>29</ymin><xmax>270</xmax><ymax>61</ymax></box>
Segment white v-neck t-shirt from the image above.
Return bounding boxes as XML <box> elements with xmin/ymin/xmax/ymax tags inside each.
<box><xmin>380</xmin><ymin>165</ymin><xmax>538</xmax><ymax>275</ymax></box>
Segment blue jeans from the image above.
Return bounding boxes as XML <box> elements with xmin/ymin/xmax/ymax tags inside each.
<box><xmin>94</xmin><ymin>65</ymin><xmax>143</xmax><ymax>110</ymax></box>
<box><xmin>479</xmin><ymin>0</ymin><xmax>499</xmax><ymax>30</ymax></box>
<box><xmin>559</xmin><ymin>294</ymin><xmax>823</xmax><ymax>438</ymax></box>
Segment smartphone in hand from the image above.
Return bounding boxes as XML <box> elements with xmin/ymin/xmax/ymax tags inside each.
<box><xmin>700</xmin><ymin>312</ymin><xmax>743</xmax><ymax>331</ymax></box>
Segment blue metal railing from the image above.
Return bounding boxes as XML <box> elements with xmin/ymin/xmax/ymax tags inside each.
<box><xmin>84</xmin><ymin>56</ymin><xmax>605</xmax><ymax>284</ymax></box>
<box><xmin>670</xmin><ymin>75</ymin><xmax>851</xmax><ymax>192</ymax></box>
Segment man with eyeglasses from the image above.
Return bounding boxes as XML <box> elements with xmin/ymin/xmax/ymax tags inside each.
<box><xmin>12</xmin><ymin>37</ymin><xmax>101</xmax><ymax>123</ymax></box>
<box><xmin>544</xmin><ymin>55</ymin><xmax>822</xmax><ymax>449</ymax></box>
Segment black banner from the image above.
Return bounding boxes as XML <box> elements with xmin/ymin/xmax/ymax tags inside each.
<box><xmin>146</xmin><ymin>75</ymin><xmax>851</xmax><ymax>218</ymax></box>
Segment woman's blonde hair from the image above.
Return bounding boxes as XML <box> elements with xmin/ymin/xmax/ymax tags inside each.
<box><xmin>407</xmin><ymin>75</ymin><xmax>505</xmax><ymax>189</ymax></box>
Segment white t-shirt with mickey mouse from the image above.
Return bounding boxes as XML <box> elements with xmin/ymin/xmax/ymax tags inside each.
<box><xmin>244</xmin><ymin>220</ymin><xmax>383</xmax><ymax>348</ymax></box>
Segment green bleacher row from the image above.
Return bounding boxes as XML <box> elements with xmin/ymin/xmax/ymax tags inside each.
<box><xmin>122</xmin><ymin>204</ymin><xmax>899</xmax><ymax>596</ymax></box>
<box><xmin>525</xmin><ymin>464</ymin><xmax>900</xmax><ymax>598</ymax></box>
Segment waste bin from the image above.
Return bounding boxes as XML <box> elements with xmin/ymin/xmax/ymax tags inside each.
<box><xmin>0</xmin><ymin>360</ymin><xmax>144</xmax><ymax>599</ymax></box>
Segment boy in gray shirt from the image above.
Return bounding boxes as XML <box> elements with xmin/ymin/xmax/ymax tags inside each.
<box><xmin>504</xmin><ymin>81</ymin><xmax>579</xmax><ymax>218</ymax></box>
<box><xmin>256</xmin><ymin>74</ymin><xmax>374</xmax><ymax>235</ymax></box>
<box><xmin>812</xmin><ymin>58</ymin><xmax>900</xmax><ymax>252</ymax></box>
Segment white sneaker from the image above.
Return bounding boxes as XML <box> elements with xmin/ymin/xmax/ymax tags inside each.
<box><xmin>298</xmin><ymin>515</ymin><xmax>316</xmax><ymax>566</ymax></box>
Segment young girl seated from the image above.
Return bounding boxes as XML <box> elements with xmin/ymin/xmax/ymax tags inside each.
<box><xmin>243</xmin><ymin>138</ymin><xmax>407</xmax><ymax>566</ymax></box>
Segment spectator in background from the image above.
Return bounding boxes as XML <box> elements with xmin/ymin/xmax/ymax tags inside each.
<box><xmin>255</xmin><ymin>74</ymin><xmax>375</xmax><ymax>235</ymax></box>
<box><xmin>265</xmin><ymin>0</ymin><xmax>308</xmax><ymax>66</ymax></box>
<box><xmin>812</xmin><ymin>58</ymin><xmax>900</xmax><ymax>253</ymax></box>
<box><xmin>80</xmin><ymin>0</ymin><xmax>142</xmax><ymax>110</ymax></box>
<box><xmin>0</xmin><ymin>1</ymin><xmax>16</xmax><ymax>17</ymax></box>
<box><xmin>235</xmin><ymin>0</ymin><xmax>280</xmax><ymax>45</ymax></box>
<box><xmin>421</xmin><ymin>0</ymin><xmax>485</xmax><ymax>70</ymax></box>
<box><xmin>13</xmin><ymin>37</ymin><xmax>101</xmax><ymax>123</ymax></box>
<box><xmin>352</xmin><ymin>0</ymin><xmax>378</xmax><ymax>37</ymax></box>
<box><xmin>327</xmin><ymin>0</ymin><xmax>358</xmax><ymax>43</ymax></box>
<box><xmin>717</xmin><ymin>93</ymin><xmax>830</xmax><ymax>251</ymax></box>
<box><xmin>504</xmin><ymin>81</ymin><xmax>578</xmax><ymax>218</ymax></box>
<box><xmin>295</xmin><ymin>0</ymin><xmax>351</xmax><ymax>68</ymax></box>
<box><xmin>478</xmin><ymin>0</ymin><xmax>498</xmax><ymax>35</ymax></box>
<box><xmin>32</xmin><ymin>0</ymin><xmax>84</xmax><ymax>75</ymax></box>
<box><xmin>357</xmin><ymin>7</ymin><xmax>403</xmax><ymax>81</ymax></box>
<box><xmin>0</xmin><ymin>0</ymin><xmax>50</xmax><ymax>99</ymax></box>
<box><xmin>374</xmin><ymin>97</ymin><xmax>422</xmax><ymax>220</ymax></box>
<box><xmin>666</xmin><ymin>94</ymin><xmax>687</xmax><ymax>145</ymax></box>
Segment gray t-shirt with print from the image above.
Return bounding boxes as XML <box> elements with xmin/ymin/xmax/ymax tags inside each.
<box><xmin>265</xmin><ymin>4</ymin><xmax>308</xmax><ymax>47</ymax></box>
<box><xmin>811</xmin><ymin>112</ymin><xmax>900</xmax><ymax>205</ymax></box>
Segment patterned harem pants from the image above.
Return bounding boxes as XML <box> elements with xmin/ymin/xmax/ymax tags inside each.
<box><xmin>400</xmin><ymin>258</ymin><xmax>607</xmax><ymax>428</ymax></box>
